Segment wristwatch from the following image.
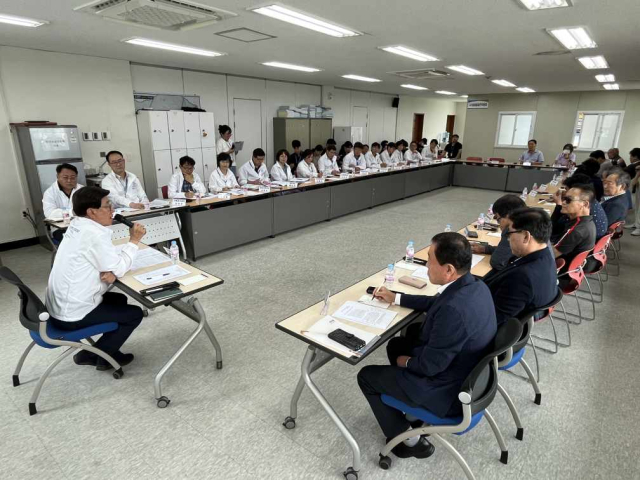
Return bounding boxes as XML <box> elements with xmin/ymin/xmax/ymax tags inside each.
<box><xmin>405</xmin><ymin>357</ymin><xmax>411</xmax><ymax>368</ymax></box>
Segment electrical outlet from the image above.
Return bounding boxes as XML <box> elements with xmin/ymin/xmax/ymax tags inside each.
<box><xmin>100</xmin><ymin>151</ymin><xmax>106</xmax><ymax>157</ymax></box>
<box><xmin>101</xmin><ymin>131</ymin><xmax>111</xmax><ymax>141</ymax></box>
<box><xmin>92</xmin><ymin>132</ymin><xmax>101</xmax><ymax>141</ymax></box>
<box><xmin>82</xmin><ymin>132</ymin><xmax>92</xmax><ymax>141</ymax></box>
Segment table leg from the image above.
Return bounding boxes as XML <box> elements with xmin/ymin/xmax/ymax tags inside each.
<box><xmin>284</xmin><ymin>346</ymin><xmax>361</xmax><ymax>478</ymax></box>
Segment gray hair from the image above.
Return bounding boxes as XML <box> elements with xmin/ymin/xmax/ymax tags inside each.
<box><xmin>606</xmin><ymin>168</ymin><xmax>630</xmax><ymax>189</ymax></box>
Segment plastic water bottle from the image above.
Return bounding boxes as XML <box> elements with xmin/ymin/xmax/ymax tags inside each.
<box><xmin>487</xmin><ymin>204</ymin><xmax>494</xmax><ymax>219</ymax></box>
<box><xmin>62</xmin><ymin>207</ymin><xmax>71</xmax><ymax>226</ymax></box>
<box><xmin>477</xmin><ymin>213</ymin><xmax>485</xmax><ymax>230</ymax></box>
<box><xmin>406</xmin><ymin>241</ymin><xmax>415</xmax><ymax>263</ymax></box>
<box><xmin>444</xmin><ymin>224</ymin><xmax>452</xmax><ymax>233</ymax></box>
<box><xmin>522</xmin><ymin>187</ymin><xmax>528</xmax><ymax>196</ymax></box>
<box><xmin>552</xmin><ymin>174</ymin><xmax>557</xmax><ymax>183</ymax></box>
<box><xmin>532</xmin><ymin>183</ymin><xmax>538</xmax><ymax>192</ymax></box>
<box><xmin>384</xmin><ymin>264</ymin><xmax>395</xmax><ymax>288</ymax></box>
<box><xmin>169</xmin><ymin>240</ymin><xmax>179</xmax><ymax>265</ymax></box>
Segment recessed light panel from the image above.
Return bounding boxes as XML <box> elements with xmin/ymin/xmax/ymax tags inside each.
<box><xmin>492</xmin><ymin>79</ymin><xmax>517</xmax><ymax>87</ymax></box>
<box><xmin>250</xmin><ymin>5</ymin><xmax>360</xmax><ymax>37</ymax></box>
<box><xmin>0</xmin><ymin>13</ymin><xmax>47</xmax><ymax>27</ymax></box>
<box><xmin>401</xmin><ymin>84</ymin><xmax>428</xmax><ymax>90</ymax></box>
<box><xmin>436</xmin><ymin>90</ymin><xmax>457</xmax><ymax>95</ymax></box>
<box><xmin>548</xmin><ymin>27</ymin><xmax>597</xmax><ymax>50</ymax></box>
<box><xmin>595</xmin><ymin>74</ymin><xmax>615</xmax><ymax>83</ymax></box>
<box><xmin>262</xmin><ymin>62</ymin><xmax>320</xmax><ymax>72</ymax></box>
<box><xmin>603</xmin><ymin>83</ymin><xmax>619</xmax><ymax>90</ymax></box>
<box><xmin>381</xmin><ymin>46</ymin><xmax>439</xmax><ymax>62</ymax></box>
<box><xmin>446</xmin><ymin>65</ymin><xmax>484</xmax><ymax>75</ymax></box>
<box><xmin>123</xmin><ymin>38</ymin><xmax>225</xmax><ymax>57</ymax></box>
<box><xmin>516</xmin><ymin>87</ymin><xmax>536</xmax><ymax>93</ymax></box>
<box><xmin>342</xmin><ymin>74</ymin><xmax>381</xmax><ymax>83</ymax></box>
<box><xmin>517</xmin><ymin>0</ymin><xmax>572</xmax><ymax>10</ymax></box>
<box><xmin>578</xmin><ymin>55</ymin><xmax>609</xmax><ymax>69</ymax></box>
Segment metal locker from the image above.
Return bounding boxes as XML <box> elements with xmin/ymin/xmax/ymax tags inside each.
<box><xmin>201</xmin><ymin>147</ymin><xmax>216</xmax><ymax>185</ymax></box>
<box><xmin>187</xmin><ymin>148</ymin><xmax>204</xmax><ymax>180</ymax></box>
<box><xmin>171</xmin><ymin>148</ymin><xmax>187</xmax><ymax>174</ymax></box>
<box><xmin>199</xmin><ymin>112</ymin><xmax>216</xmax><ymax>148</ymax></box>
<box><xmin>168</xmin><ymin>110</ymin><xmax>186</xmax><ymax>149</ymax></box>
<box><xmin>154</xmin><ymin>150</ymin><xmax>173</xmax><ymax>197</ymax></box>
<box><xmin>149</xmin><ymin>111</ymin><xmax>170</xmax><ymax>151</ymax></box>
<box><xmin>184</xmin><ymin>112</ymin><xmax>202</xmax><ymax>149</ymax></box>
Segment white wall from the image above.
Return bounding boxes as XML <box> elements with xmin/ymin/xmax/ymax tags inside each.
<box><xmin>395</xmin><ymin>96</ymin><xmax>458</xmax><ymax>143</ymax></box>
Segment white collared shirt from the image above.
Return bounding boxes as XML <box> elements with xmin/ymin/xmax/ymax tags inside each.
<box><xmin>365</xmin><ymin>151</ymin><xmax>381</xmax><ymax>168</ymax></box>
<box><xmin>167</xmin><ymin>171</ymin><xmax>207</xmax><ymax>198</ymax></box>
<box><xmin>45</xmin><ymin>216</ymin><xmax>138</xmax><ymax>322</ymax></box>
<box><xmin>101</xmin><ymin>171</ymin><xmax>148</xmax><ymax>208</ymax></box>
<box><xmin>381</xmin><ymin>150</ymin><xmax>403</xmax><ymax>165</ymax></box>
<box><xmin>318</xmin><ymin>154</ymin><xmax>339</xmax><ymax>173</ymax></box>
<box><xmin>216</xmin><ymin>137</ymin><xmax>235</xmax><ymax>164</ymax></box>
<box><xmin>342</xmin><ymin>152</ymin><xmax>367</xmax><ymax>172</ymax></box>
<box><xmin>238</xmin><ymin>160</ymin><xmax>269</xmax><ymax>185</ymax></box>
<box><xmin>209</xmin><ymin>167</ymin><xmax>239</xmax><ymax>190</ymax></box>
<box><xmin>405</xmin><ymin>150</ymin><xmax>423</xmax><ymax>163</ymax></box>
<box><xmin>296</xmin><ymin>160</ymin><xmax>318</xmax><ymax>178</ymax></box>
<box><xmin>421</xmin><ymin>147</ymin><xmax>438</xmax><ymax>161</ymax></box>
<box><xmin>42</xmin><ymin>181</ymin><xmax>84</xmax><ymax>220</ymax></box>
<box><xmin>270</xmin><ymin>162</ymin><xmax>294</xmax><ymax>182</ymax></box>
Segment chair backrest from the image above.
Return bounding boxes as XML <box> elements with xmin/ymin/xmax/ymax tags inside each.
<box><xmin>0</xmin><ymin>267</ymin><xmax>46</xmax><ymax>332</ymax></box>
<box><xmin>466</xmin><ymin>157</ymin><xmax>483</xmax><ymax>162</ymax></box>
<box><xmin>564</xmin><ymin>249</ymin><xmax>591</xmax><ymax>284</ymax></box>
<box><xmin>521</xmin><ymin>287</ymin><xmax>563</xmax><ymax>329</ymax></box>
<box><xmin>161</xmin><ymin>185</ymin><xmax>169</xmax><ymax>199</ymax></box>
<box><xmin>555</xmin><ymin>258</ymin><xmax>566</xmax><ymax>273</ymax></box>
<box><xmin>461</xmin><ymin>318</ymin><xmax>522</xmax><ymax>415</ymax></box>
<box><xmin>488</xmin><ymin>157</ymin><xmax>505</xmax><ymax>163</ymax></box>
<box><xmin>590</xmin><ymin>234</ymin><xmax>612</xmax><ymax>268</ymax></box>
<box><xmin>608</xmin><ymin>220</ymin><xmax>624</xmax><ymax>240</ymax></box>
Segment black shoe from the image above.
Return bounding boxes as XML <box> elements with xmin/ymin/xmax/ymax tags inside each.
<box><xmin>96</xmin><ymin>352</ymin><xmax>134</xmax><ymax>371</ymax></box>
<box><xmin>73</xmin><ymin>350</ymin><xmax>98</xmax><ymax>367</ymax></box>
<box><xmin>389</xmin><ymin>437</ymin><xmax>435</xmax><ymax>459</ymax></box>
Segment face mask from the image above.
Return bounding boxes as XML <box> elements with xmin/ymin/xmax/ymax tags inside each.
<box><xmin>563</xmin><ymin>150</ymin><xmax>570</xmax><ymax>154</ymax></box>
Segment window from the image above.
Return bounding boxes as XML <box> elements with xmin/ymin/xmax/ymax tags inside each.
<box><xmin>495</xmin><ymin>112</ymin><xmax>536</xmax><ymax>148</ymax></box>
<box><xmin>572</xmin><ymin>111</ymin><xmax>624</xmax><ymax>151</ymax></box>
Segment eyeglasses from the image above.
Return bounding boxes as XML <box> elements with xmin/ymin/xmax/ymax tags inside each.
<box><xmin>561</xmin><ymin>196</ymin><xmax>578</xmax><ymax>204</ymax></box>
<box><xmin>109</xmin><ymin>159</ymin><xmax>125</xmax><ymax>165</ymax></box>
<box><xmin>504</xmin><ymin>229</ymin><xmax>525</xmax><ymax>237</ymax></box>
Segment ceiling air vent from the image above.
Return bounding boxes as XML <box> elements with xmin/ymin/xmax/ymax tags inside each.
<box><xmin>388</xmin><ymin>69</ymin><xmax>451</xmax><ymax>80</ymax></box>
<box><xmin>534</xmin><ymin>50</ymin><xmax>571</xmax><ymax>56</ymax></box>
<box><xmin>74</xmin><ymin>0</ymin><xmax>237</xmax><ymax>31</ymax></box>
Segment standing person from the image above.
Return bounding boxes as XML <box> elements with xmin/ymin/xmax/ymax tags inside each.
<box><xmin>444</xmin><ymin>134</ymin><xmax>463</xmax><ymax>159</ymax></box>
<box><xmin>238</xmin><ymin>148</ymin><xmax>269</xmax><ymax>186</ymax></box>
<box><xmin>167</xmin><ymin>156</ymin><xmax>207</xmax><ymax>199</ymax></box>
<box><xmin>42</xmin><ymin>163</ymin><xmax>84</xmax><ymax>219</ymax></box>
<box><xmin>365</xmin><ymin>142</ymin><xmax>382</xmax><ymax>168</ymax></box>
<box><xmin>624</xmin><ymin>148</ymin><xmax>640</xmax><ymax>235</ymax></box>
<box><xmin>208</xmin><ymin>153</ymin><xmax>239</xmax><ymax>191</ymax></box>
<box><xmin>404</xmin><ymin>141</ymin><xmax>423</xmax><ymax>164</ymax></box>
<box><xmin>216</xmin><ymin>125</ymin><xmax>235</xmax><ymax>167</ymax></box>
<box><xmin>46</xmin><ymin>186</ymin><xmax>146</xmax><ymax>370</ymax></box>
<box><xmin>101</xmin><ymin>151</ymin><xmax>148</xmax><ymax>209</ymax></box>
<box><xmin>519</xmin><ymin>139</ymin><xmax>544</xmax><ymax>164</ymax></box>
<box><xmin>422</xmin><ymin>139</ymin><xmax>439</xmax><ymax>161</ymax></box>
<box><xmin>554</xmin><ymin>144</ymin><xmax>576</xmax><ymax>167</ymax></box>
<box><xmin>296</xmin><ymin>149</ymin><xmax>321</xmax><ymax>179</ymax></box>
<box><xmin>270</xmin><ymin>149</ymin><xmax>294</xmax><ymax>182</ymax></box>
<box><xmin>342</xmin><ymin>142</ymin><xmax>367</xmax><ymax>173</ymax></box>
<box><xmin>318</xmin><ymin>144</ymin><xmax>340</xmax><ymax>176</ymax></box>
<box><xmin>287</xmin><ymin>140</ymin><xmax>304</xmax><ymax>175</ymax></box>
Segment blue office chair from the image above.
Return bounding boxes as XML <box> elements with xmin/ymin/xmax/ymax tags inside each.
<box><xmin>378</xmin><ymin>318</ymin><xmax>523</xmax><ymax>480</ymax></box>
<box><xmin>0</xmin><ymin>267</ymin><xmax>123</xmax><ymax>415</ymax></box>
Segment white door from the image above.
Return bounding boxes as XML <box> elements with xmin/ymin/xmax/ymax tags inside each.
<box><xmin>352</xmin><ymin>106</ymin><xmax>369</xmax><ymax>144</ymax></box>
<box><xmin>168</xmin><ymin>110</ymin><xmax>186</xmax><ymax>149</ymax></box>
<box><xmin>171</xmin><ymin>148</ymin><xmax>187</xmax><ymax>174</ymax></box>
<box><xmin>184</xmin><ymin>112</ymin><xmax>201</xmax><ymax>149</ymax></box>
<box><xmin>187</xmin><ymin>148</ymin><xmax>204</xmax><ymax>181</ymax></box>
<box><xmin>233</xmin><ymin>98</ymin><xmax>262</xmax><ymax>168</ymax></box>
<box><xmin>149</xmin><ymin>111</ymin><xmax>170</xmax><ymax>151</ymax></box>
<box><xmin>201</xmin><ymin>147</ymin><xmax>216</xmax><ymax>186</ymax></box>
<box><xmin>154</xmin><ymin>150</ymin><xmax>173</xmax><ymax>197</ymax></box>
<box><xmin>383</xmin><ymin>107</ymin><xmax>397</xmax><ymax>141</ymax></box>
<box><xmin>199</xmin><ymin>112</ymin><xmax>216</xmax><ymax>148</ymax></box>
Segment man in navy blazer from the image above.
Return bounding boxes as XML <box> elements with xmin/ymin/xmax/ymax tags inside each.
<box><xmin>483</xmin><ymin>208</ymin><xmax>558</xmax><ymax>325</ymax></box>
<box><xmin>358</xmin><ymin>233</ymin><xmax>497</xmax><ymax>460</ymax></box>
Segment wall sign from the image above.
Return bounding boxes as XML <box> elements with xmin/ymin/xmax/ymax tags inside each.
<box><xmin>467</xmin><ymin>100</ymin><xmax>489</xmax><ymax>109</ymax></box>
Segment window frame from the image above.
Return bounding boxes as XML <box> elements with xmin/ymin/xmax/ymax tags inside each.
<box><xmin>572</xmin><ymin>110</ymin><xmax>625</xmax><ymax>152</ymax></box>
<box><xmin>494</xmin><ymin>111</ymin><xmax>537</xmax><ymax>149</ymax></box>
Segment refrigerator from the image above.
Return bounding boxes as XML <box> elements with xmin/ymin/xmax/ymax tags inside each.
<box><xmin>11</xmin><ymin>125</ymin><xmax>86</xmax><ymax>245</ymax></box>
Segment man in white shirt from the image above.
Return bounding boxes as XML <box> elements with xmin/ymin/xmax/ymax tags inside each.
<box><xmin>46</xmin><ymin>186</ymin><xmax>146</xmax><ymax>370</ymax></box>
<box><xmin>318</xmin><ymin>144</ymin><xmax>341</xmax><ymax>176</ymax></box>
<box><xmin>101</xmin><ymin>151</ymin><xmax>149</xmax><ymax>209</ymax></box>
<box><xmin>380</xmin><ymin>142</ymin><xmax>403</xmax><ymax>166</ymax></box>
<box><xmin>238</xmin><ymin>148</ymin><xmax>269</xmax><ymax>185</ymax></box>
<box><xmin>42</xmin><ymin>163</ymin><xmax>84</xmax><ymax>219</ymax></box>
<box><xmin>404</xmin><ymin>141</ymin><xmax>423</xmax><ymax>164</ymax></box>
<box><xmin>342</xmin><ymin>142</ymin><xmax>367</xmax><ymax>173</ymax></box>
<box><xmin>366</xmin><ymin>142</ymin><xmax>382</xmax><ymax>168</ymax></box>
<box><xmin>297</xmin><ymin>149</ymin><xmax>321</xmax><ymax>178</ymax></box>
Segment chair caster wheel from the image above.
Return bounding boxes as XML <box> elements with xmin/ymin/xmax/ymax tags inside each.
<box><xmin>28</xmin><ymin>403</ymin><xmax>37</xmax><ymax>416</ymax></box>
<box><xmin>113</xmin><ymin>368</ymin><xmax>124</xmax><ymax>379</ymax></box>
<box><xmin>216</xmin><ymin>361</ymin><xmax>223</xmax><ymax>370</ymax></box>
<box><xmin>344</xmin><ymin>467</ymin><xmax>358</xmax><ymax>480</ymax></box>
<box><xmin>157</xmin><ymin>396</ymin><xmax>171</xmax><ymax>408</ymax></box>
<box><xmin>283</xmin><ymin>416</ymin><xmax>296</xmax><ymax>429</ymax></box>
<box><xmin>500</xmin><ymin>451</ymin><xmax>509</xmax><ymax>465</ymax></box>
<box><xmin>535</xmin><ymin>393</ymin><xmax>542</xmax><ymax>405</ymax></box>
<box><xmin>378</xmin><ymin>454</ymin><xmax>392</xmax><ymax>470</ymax></box>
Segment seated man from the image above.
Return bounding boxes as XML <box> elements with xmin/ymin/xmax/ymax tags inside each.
<box><xmin>380</xmin><ymin>142</ymin><xmax>403</xmax><ymax>167</ymax></box>
<box><xmin>365</xmin><ymin>142</ymin><xmax>382</xmax><ymax>168</ymax></box>
<box><xmin>296</xmin><ymin>149</ymin><xmax>320</xmax><ymax>179</ymax></box>
<box><xmin>238</xmin><ymin>148</ymin><xmax>269</xmax><ymax>186</ymax></box>
<box><xmin>551</xmin><ymin>185</ymin><xmax>596</xmax><ymax>276</ymax></box>
<box><xmin>601</xmin><ymin>168</ymin><xmax>631</xmax><ymax>225</ymax></box>
<box><xmin>404</xmin><ymin>141</ymin><xmax>423</xmax><ymax>164</ymax></box>
<box><xmin>45</xmin><ymin>186</ymin><xmax>146</xmax><ymax>370</ymax></box>
<box><xmin>101</xmin><ymin>150</ymin><xmax>149</xmax><ymax>209</ymax></box>
<box><xmin>341</xmin><ymin>142</ymin><xmax>367</xmax><ymax>173</ymax></box>
<box><xmin>471</xmin><ymin>194</ymin><xmax>525</xmax><ymax>272</ymax></box>
<box><xmin>358</xmin><ymin>233</ymin><xmax>497</xmax><ymax>460</ymax></box>
<box><xmin>318</xmin><ymin>144</ymin><xmax>340</xmax><ymax>175</ymax></box>
<box><xmin>551</xmin><ymin>174</ymin><xmax>608</xmax><ymax>240</ymax></box>
<box><xmin>43</xmin><ymin>163</ymin><xmax>84</xmax><ymax>220</ymax></box>
<box><xmin>483</xmin><ymin>208</ymin><xmax>557</xmax><ymax>325</ymax></box>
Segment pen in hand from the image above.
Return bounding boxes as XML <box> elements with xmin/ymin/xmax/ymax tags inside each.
<box><xmin>372</xmin><ymin>283</ymin><xmax>384</xmax><ymax>301</ymax></box>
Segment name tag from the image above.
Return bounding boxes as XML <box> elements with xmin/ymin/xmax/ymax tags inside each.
<box><xmin>523</xmin><ymin>161</ymin><xmax>532</xmax><ymax>166</ymax></box>
<box><xmin>216</xmin><ymin>193</ymin><xmax>231</xmax><ymax>200</ymax></box>
<box><xmin>314</xmin><ymin>177</ymin><xmax>325</xmax><ymax>184</ymax></box>
<box><xmin>550</xmin><ymin>180</ymin><xmax>559</xmax><ymax>186</ymax></box>
<box><xmin>529</xmin><ymin>190</ymin><xmax>538</xmax><ymax>197</ymax></box>
<box><xmin>379</xmin><ymin>168</ymin><xmax>389</xmax><ymax>173</ymax></box>
<box><xmin>340</xmin><ymin>173</ymin><xmax>351</xmax><ymax>179</ymax></box>
<box><xmin>171</xmin><ymin>199</ymin><xmax>186</xmax><ymax>207</ymax></box>
<box><xmin>258</xmin><ymin>186</ymin><xmax>271</xmax><ymax>193</ymax></box>
<box><xmin>539</xmin><ymin>184</ymin><xmax>548</xmax><ymax>192</ymax></box>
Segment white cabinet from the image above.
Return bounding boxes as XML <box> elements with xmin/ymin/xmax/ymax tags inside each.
<box><xmin>201</xmin><ymin>147</ymin><xmax>216</xmax><ymax>185</ymax></box>
<box><xmin>199</xmin><ymin>112</ymin><xmax>216</xmax><ymax>148</ymax></box>
<box><xmin>171</xmin><ymin>148</ymin><xmax>187</xmax><ymax>174</ymax></box>
<box><xmin>149</xmin><ymin>111</ymin><xmax>170</xmax><ymax>150</ymax></box>
<box><xmin>154</xmin><ymin>150</ymin><xmax>173</xmax><ymax>198</ymax></box>
<box><xmin>168</xmin><ymin>110</ymin><xmax>186</xmax><ymax>149</ymax></box>
<box><xmin>184</xmin><ymin>112</ymin><xmax>202</xmax><ymax>149</ymax></box>
<box><xmin>187</xmin><ymin>148</ymin><xmax>204</xmax><ymax>180</ymax></box>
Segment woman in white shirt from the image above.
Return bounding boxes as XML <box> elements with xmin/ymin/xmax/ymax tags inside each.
<box><xmin>167</xmin><ymin>156</ymin><xmax>207</xmax><ymax>198</ymax></box>
<box><xmin>216</xmin><ymin>125</ymin><xmax>235</xmax><ymax>166</ymax></box>
<box><xmin>296</xmin><ymin>149</ymin><xmax>321</xmax><ymax>179</ymax></box>
<box><xmin>208</xmin><ymin>153</ymin><xmax>239</xmax><ymax>191</ymax></box>
<box><xmin>404</xmin><ymin>141</ymin><xmax>423</xmax><ymax>164</ymax></box>
<box><xmin>422</xmin><ymin>139</ymin><xmax>439</xmax><ymax>161</ymax></box>
<box><xmin>271</xmin><ymin>149</ymin><xmax>294</xmax><ymax>182</ymax></box>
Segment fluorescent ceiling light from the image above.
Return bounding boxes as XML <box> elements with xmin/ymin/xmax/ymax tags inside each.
<box><xmin>250</xmin><ymin>5</ymin><xmax>360</xmax><ymax>37</ymax></box>
<box><xmin>123</xmin><ymin>38</ymin><xmax>224</xmax><ymax>57</ymax></box>
<box><xmin>381</xmin><ymin>46</ymin><xmax>439</xmax><ymax>62</ymax></box>
<box><xmin>460</xmin><ymin>95</ymin><xmax>469</xmax><ymax>98</ymax></box>
<box><xmin>595</xmin><ymin>74</ymin><xmax>615</xmax><ymax>82</ymax></box>
<box><xmin>342</xmin><ymin>74</ymin><xmax>381</xmax><ymax>83</ymax></box>
<box><xmin>548</xmin><ymin>27</ymin><xmax>597</xmax><ymax>50</ymax></box>
<box><xmin>401</xmin><ymin>84</ymin><xmax>428</xmax><ymax>90</ymax></box>
<box><xmin>0</xmin><ymin>13</ymin><xmax>47</xmax><ymax>27</ymax></box>
<box><xmin>516</xmin><ymin>87</ymin><xmax>536</xmax><ymax>93</ymax></box>
<box><xmin>517</xmin><ymin>0</ymin><xmax>571</xmax><ymax>10</ymax></box>
<box><xmin>436</xmin><ymin>90</ymin><xmax>457</xmax><ymax>95</ymax></box>
<box><xmin>446</xmin><ymin>65</ymin><xmax>484</xmax><ymax>76</ymax></box>
<box><xmin>492</xmin><ymin>79</ymin><xmax>517</xmax><ymax>87</ymax></box>
<box><xmin>262</xmin><ymin>61</ymin><xmax>320</xmax><ymax>72</ymax></box>
<box><xmin>603</xmin><ymin>83</ymin><xmax>620</xmax><ymax>90</ymax></box>
<box><xmin>578</xmin><ymin>55</ymin><xmax>608</xmax><ymax>69</ymax></box>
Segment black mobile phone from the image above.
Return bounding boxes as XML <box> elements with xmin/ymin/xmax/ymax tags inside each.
<box><xmin>328</xmin><ymin>328</ymin><xmax>366</xmax><ymax>351</ymax></box>
<box><xmin>467</xmin><ymin>230</ymin><xmax>479</xmax><ymax>238</ymax></box>
<box><xmin>149</xmin><ymin>288</ymin><xmax>182</xmax><ymax>302</ymax></box>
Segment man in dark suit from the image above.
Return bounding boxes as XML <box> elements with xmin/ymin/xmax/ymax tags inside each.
<box><xmin>483</xmin><ymin>208</ymin><xmax>557</xmax><ymax>325</ymax></box>
<box><xmin>601</xmin><ymin>168</ymin><xmax>631</xmax><ymax>225</ymax></box>
<box><xmin>358</xmin><ymin>233</ymin><xmax>497</xmax><ymax>460</ymax></box>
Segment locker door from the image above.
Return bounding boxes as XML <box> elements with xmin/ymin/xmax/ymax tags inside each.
<box><xmin>168</xmin><ymin>110</ymin><xmax>186</xmax><ymax>149</ymax></box>
<box><xmin>201</xmin><ymin>147</ymin><xmax>216</xmax><ymax>185</ymax></box>
<box><xmin>154</xmin><ymin>150</ymin><xmax>173</xmax><ymax>197</ymax></box>
<box><xmin>171</xmin><ymin>148</ymin><xmax>187</xmax><ymax>175</ymax></box>
<box><xmin>184</xmin><ymin>112</ymin><xmax>201</xmax><ymax>149</ymax></box>
<box><xmin>187</xmin><ymin>148</ymin><xmax>204</xmax><ymax>181</ymax></box>
<box><xmin>149</xmin><ymin>111</ymin><xmax>170</xmax><ymax>151</ymax></box>
<box><xmin>199</xmin><ymin>112</ymin><xmax>216</xmax><ymax>148</ymax></box>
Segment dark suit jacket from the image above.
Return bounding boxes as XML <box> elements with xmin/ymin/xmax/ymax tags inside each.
<box><xmin>396</xmin><ymin>273</ymin><xmax>497</xmax><ymax>417</ymax></box>
<box><xmin>601</xmin><ymin>194</ymin><xmax>628</xmax><ymax>225</ymax></box>
<box><xmin>483</xmin><ymin>248</ymin><xmax>557</xmax><ymax>326</ymax></box>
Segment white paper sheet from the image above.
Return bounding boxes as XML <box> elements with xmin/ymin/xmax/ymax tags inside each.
<box><xmin>395</xmin><ymin>260</ymin><xmax>421</xmax><ymax>271</ymax></box>
<box><xmin>150</xmin><ymin>199</ymin><xmax>170</xmax><ymax>208</ymax></box>
<box><xmin>333</xmin><ymin>301</ymin><xmax>397</xmax><ymax>330</ymax></box>
<box><xmin>411</xmin><ymin>266</ymin><xmax>430</xmax><ymax>280</ymax></box>
<box><xmin>358</xmin><ymin>294</ymin><xmax>391</xmax><ymax>309</ymax></box>
<box><xmin>178</xmin><ymin>274</ymin><xmax>207</xmax><ymax>286</ymax></box>
<box><xmin>471</xmin><ymin>254</ymin><xmax>485</xmax><ymax>268</ymax></box>
<box><xmin>487</xmin><ymin>232</ymin><xmax>502</xmax><ymax>238</ymax></box>
<box><xmin>134</xmin><ymin>265</ymin><xmax>190</xmax><ymax>286</ymax></box>
<box><xmin>130</xmin><ymin>248</ymin><xmax>170</xmax><ymax>271</ymax></box>
<box><xmin>303</xmin><ymin>316</ymin><xmax>378</xmax><ymax>357</ymax></box>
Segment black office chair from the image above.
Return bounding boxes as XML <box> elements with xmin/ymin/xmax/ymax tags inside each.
<box><xmin>0</xmin><ymin>267</ymin><xmax>123</xmax><ymax>415</ymax></box>
<box><xmin>378</xmin><ymin>318</ymin><xmax>523</xmax><ymax>478</ymax></box>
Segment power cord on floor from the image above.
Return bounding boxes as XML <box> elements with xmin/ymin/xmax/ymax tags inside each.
<box><xmin>22</xmin><ymin>208</ymin><xmax>38</xmax><ymax>238</ymax></box>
